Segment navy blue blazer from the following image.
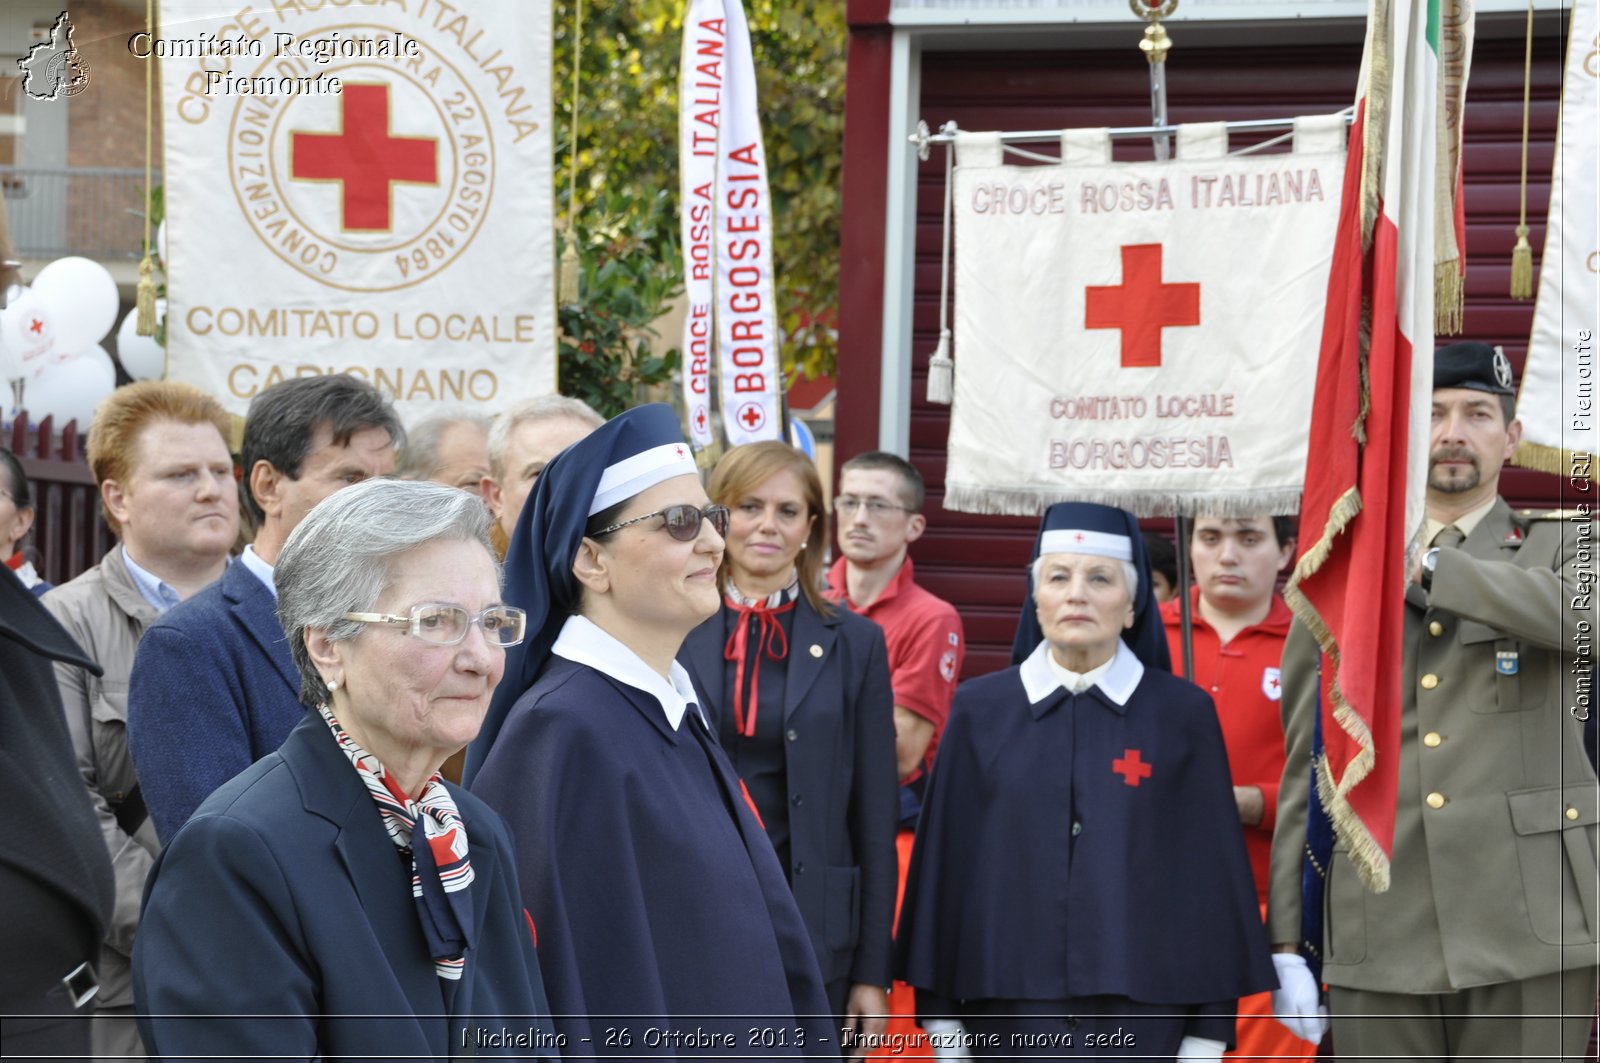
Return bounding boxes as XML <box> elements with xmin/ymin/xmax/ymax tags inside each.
<box><xmin>127</xmin><ymin>560</ymin><xmax>303</xmax><ymax>842</ymax></box>
<box><xmin>680</xmin><ymin>598</ymin><xmax>899</xmax><ymax>988</ymax></box>
<box><xmin>472</xmin><ymin>658</ymin><xmax>835</xmax><ymax>1056</ymax></box>
<box><xmin>133</xmin><ymin>714</ymin><xmax>556</xmax><ymax>1061</ymax></box>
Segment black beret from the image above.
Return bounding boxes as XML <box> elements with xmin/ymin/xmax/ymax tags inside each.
<box><xmin>1434</xmin><ymin>341</ymin><xmax>1515</xmax><ymax>396</ymax></box>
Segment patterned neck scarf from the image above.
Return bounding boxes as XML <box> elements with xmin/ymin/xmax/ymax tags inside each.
<box><xmin>317</xmin><ymin>703</ymin><xmax>474</xmax><ymax>980</ymax></box>
<box><xmin>723</xmin><ymin>572</ymin><xmax>800</xmax><ymax>738</ymax></box>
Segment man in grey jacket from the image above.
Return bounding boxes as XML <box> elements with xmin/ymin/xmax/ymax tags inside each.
<box><xmin>1269</xmin><ymin>342</ymin><xmax>1598</xmax><ymax>1061</ymax></box>
<box><xmin>42</xmin><ymin>381</ymin><xmax>238</xmax><ymax>1062</ymax></box>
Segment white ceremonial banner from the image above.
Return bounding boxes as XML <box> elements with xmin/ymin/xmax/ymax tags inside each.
<box><xmin>677</xmin><ymin>0</ymin><xmax>783</xmax><ymax>450</ymax></box>
<box><xmin>944</xmin><ymin>120</ymin><xmax>1346</xmax><ymax>516</ymax></box>
<box><xmin>1515</xmin><ymin>0</ymin><xmax>1597</xmax><ymax>475</ymax></box>
<box><xmin>159</xmin><ymin>0</ymin><xmax>554</xmax><ymax>417</ymax></box>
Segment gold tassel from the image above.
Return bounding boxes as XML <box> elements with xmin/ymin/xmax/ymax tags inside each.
<box><xmin>558</xmin><ymin>224</ymin><xmax>580</xmax><ymax>305</ymax></box>
<box><xmin>135</xmin><ymin>255</ymin><xmax>157</xmax><ymax>335</ymax></box>
<box><xmin>1509</xmin><ymin>224</ymin><xmax>1534</xmax><ymax>300</ymax></box>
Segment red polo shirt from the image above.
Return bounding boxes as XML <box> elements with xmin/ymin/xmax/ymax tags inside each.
<box><xmin>827</xmin><ymin>555</ymin><xmax>964</xmax><ymax>775</ymax></box>
<box><xmin>1162</xmin><ymin>588</ymin><xmax>1292</xmax><ymax>902</ymax></box>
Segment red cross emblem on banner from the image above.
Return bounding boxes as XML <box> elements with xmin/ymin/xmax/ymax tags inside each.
<box><xmin>1084</xmin><ymin>244</ymin><xmax>1200</xmax><ymax>368</ymax></box>
<box><xmin>736</xmin><ymin>402</ymin><xmax>766</xmax><ymax>432</ymax></box>
<box><xmin>694</xmin><ymin>408</ymin><xmax>708</xmax><ymax>433</ymax></box>
<box><xmin>1112</xmin><ymin>748</ymin><xmax>1152</xmax><ymax>787</ymax></box>
<box><xmin>28</xmin><ymin>317</ymin><xmax>44</xmax><ymax>335</ymax></box>
<box><xmin>290</xmin><ymin>83</ymin><xmax>439</xmax><ymax>232</ymax></box>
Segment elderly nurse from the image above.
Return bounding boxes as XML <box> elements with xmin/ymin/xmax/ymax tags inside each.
<box><xmin>467</xmin><ymin>403</ymin><xmax>834</xmax><ymax>1056</ymax></box>
<box><xmin>896</xmin><ymin>501</ymin><xmax>1273</xmax><ymax>1061</ymax></box>
<box><xmin>133</xmin><ymin>479</ymin><xmax>556</xmax><ymax>1060</ymax></box>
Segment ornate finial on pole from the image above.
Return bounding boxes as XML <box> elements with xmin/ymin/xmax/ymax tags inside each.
<box><xmin>1130</xmin><ymin>0</ymin><xmax>1178</xmax><ymax>160</ymax></box>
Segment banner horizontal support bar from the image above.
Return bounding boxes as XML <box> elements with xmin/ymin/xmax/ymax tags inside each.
<box><xmin>909</xmin><ymin>110</ymin><xmax>1354</xmax><ymax>157</ymax></box>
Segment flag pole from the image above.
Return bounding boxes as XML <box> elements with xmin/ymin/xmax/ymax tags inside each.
<box><xmin>1134</xmin><ymin>0</ymin><xmax>1177</xmax><ymax>161</ymax></box>
<box><xmin>1132</xmin><ymin>0</ymin><xmax>1194</xmax><ymax>674</ymax></box>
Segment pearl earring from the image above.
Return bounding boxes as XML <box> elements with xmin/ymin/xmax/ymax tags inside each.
<box><xmin>327</xmin><ymin>679</ymin><xmax>340</xmax><ymax>692</ymax></box>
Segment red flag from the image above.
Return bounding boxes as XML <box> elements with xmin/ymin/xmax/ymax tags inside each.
<box><xmin>1286</xmin><ymin>0</ymin><xmax>1458</xmax><ymax>892</ymax></box>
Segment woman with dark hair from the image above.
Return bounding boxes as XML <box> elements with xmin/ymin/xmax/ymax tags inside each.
<box><xmin>680</xmin><ymin>440</ymin><xmax>898</xmax><ymax>1052</ymax></box>
<box><xmin>0</xmin><ymin>446</ymin><xmax>47</xmax><ymax>595</ymax></box>
<box><xmin>132</xmin><ymin>478</ymin><xmax>555</xmax><ymax>1060</ymax></box>
<box><xmin>898</xmin><ymin>501</ymin><xmax>1273</xmax><ymax>1061</ymax></box>
<box><xmin>468</xmin><ymin>404</ymin><xmax>833</xmax><ymax>1057</ymax></box>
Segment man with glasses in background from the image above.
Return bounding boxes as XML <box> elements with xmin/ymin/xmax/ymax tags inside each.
<box><xmin>826</xmin><ymin>452</ymin><xmax>965</xmax><ymax>1054</ymax></box>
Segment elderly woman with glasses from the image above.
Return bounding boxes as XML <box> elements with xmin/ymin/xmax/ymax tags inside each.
<box><xmin>678</xmin><ymin>441</ymin><xmax>899</xmax><ymax>1054</ymax></box>
<box><xmin>467</xmin><ymin>404</ymin><xmax>834</xmax><ymax>1057</ymax></box>
<box><xmin>896</xmin><ymin>502</ymin><xmax>1274</xmax><ymax>1061</ymax></box>
<box><xmin>132</xmin><ymin>479</ymin><xmax>556</xmax><ymax>1061</ymax></box>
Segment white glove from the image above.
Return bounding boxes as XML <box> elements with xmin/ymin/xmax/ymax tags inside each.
<box><xmin>922</xmin><ymin>1018</ymin><xmax>972</xmax><ymax>1063</ymax></box>
<box><xmin>1270</xmin><ymin>952</ymin><xmax>1331</xmax><ymax>1044</ymax></box>
<box><xmin>1175</xmin><ymin>1035</ymin><xmax>1227</xmax><ymax>1061</ymax></box>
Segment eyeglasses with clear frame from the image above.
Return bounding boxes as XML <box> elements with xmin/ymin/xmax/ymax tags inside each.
<box><xmin>590</xmin><ymin>503</ymin><xmax>731</xmax><ymax>542</ymax></box>
<box><xmin>834</xmin><ymin>496</ymin><xmax>914</xmax><ymax>520</ymax></box>
<box><xmin>342</xmin><ymin>603</ymin><xmax>527</xmax><ymax>647</ymax></box>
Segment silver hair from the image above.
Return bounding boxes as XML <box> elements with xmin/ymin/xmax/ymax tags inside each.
<box><xmin>275</xmin><ymin>478</ymin><xmax>497</xmax><ymax>707</ymax></box>
<box><xmin>395</xmin><ymin>411</ymin><xmax>491</xmax><ymax>481</ymax></box>
<box><xmin>1031</xmin><ymin>554</ymin><xmax>1140</xmax><ymax>605</ymax></box>
<box><xmin>485</xmin><ymin>395</ymin><xmax>603</xmax><ymax>480</ymax></box>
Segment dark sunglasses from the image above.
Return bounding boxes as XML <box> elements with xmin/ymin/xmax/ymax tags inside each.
<box><xmin>591</xmin><ymin>503</ymin><xmax>731</xmax><ymax>542</ymax></box>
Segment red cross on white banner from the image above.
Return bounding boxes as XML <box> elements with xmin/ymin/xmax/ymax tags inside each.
<box><xmin>291</xmin><ymin>83</ymin><xmax>439</xmax><ymax>232</ymax></box>
<box><xmin>1084</xmin><ymin>243</ymin><xmax>1200</xmax><ymax>368</ymax></box>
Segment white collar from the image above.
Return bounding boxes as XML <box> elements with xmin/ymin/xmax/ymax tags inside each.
<box><xmin>551</xmin><ymin>614</ymin><xmax>703</xmax><ymax>730</ymax></box>
<box><xmin>240</xmin><ymin>544</ymin><xmax>276</xmax><ymax>598</ymax></box>
<box><xmin>1018</xmin><ymin>638</ymin><xmax>1144</xmax><ymax>705</ymax></box>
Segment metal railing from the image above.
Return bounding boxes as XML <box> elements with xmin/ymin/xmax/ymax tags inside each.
<box><xmin>0</xmin><ymin>166</ymin><xmax>160</xmax><ymax>261</ymax></box>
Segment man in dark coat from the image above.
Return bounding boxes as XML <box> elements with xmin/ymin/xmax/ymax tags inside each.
<box><xmin>128</xmin><ymin>375</ymin><xmax>402</xmax><ymax>841</ymax></box>
<box><xmin>0</xmin><ymin>563</ymin><xmax>114</xmax><ymax>1061</ymax></box>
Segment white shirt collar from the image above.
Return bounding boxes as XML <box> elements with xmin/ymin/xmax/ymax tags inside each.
<box><xmin>240</xmin><ymin>544</ymin><xmax>276</xmax><ymax>598</ymax></box>
<box><xmin>551</xmin><ymin>614</ymin><xmax>702</xmax><ymax>730</ymax></box>
<box><xmin>121</xmin><ymin>545</ymin><xmax>182</xmax><ymax>614</ymax></box>
<box><xmin>1018</xmin><ymin>638</ymin><xmax>1145</xmax><ymax>705</ymax></box>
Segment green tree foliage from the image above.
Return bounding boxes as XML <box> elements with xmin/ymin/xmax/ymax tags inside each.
<box><xmin>552</xmin><ymin>0</ymin><xmax>845</xmax><ymax>392</ymax></box>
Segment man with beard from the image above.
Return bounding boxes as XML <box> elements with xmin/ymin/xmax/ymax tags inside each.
<box><xmin>1268</xmin><ymin>341</ymin><xmax>1598</xmax><ymax>1062</ymax></box>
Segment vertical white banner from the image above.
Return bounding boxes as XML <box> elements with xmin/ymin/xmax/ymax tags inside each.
<box><xmin>1516</xmin><ymin>1</ymin><xmax>1598</xmax><ymax>472</ymax></box>
<box><xmin>677</xmin><ymin>0</ymin><xmax>782</xmax><ymax>449</ymax></box>
<box><xmin>679</xmin><ymin>1</ymin><xmax>720</xmax><ymax>449</ymax></box>
<box><xmin>158</xmin><ymin>0</ymin><xmax>555</xmax><ymax>418</ymax></box>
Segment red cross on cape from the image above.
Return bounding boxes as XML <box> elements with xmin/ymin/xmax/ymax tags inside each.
<box><xmin>1112</xmin><ymin>748</ymin><xmax>1153</xmax><ymax>787</ymax></box>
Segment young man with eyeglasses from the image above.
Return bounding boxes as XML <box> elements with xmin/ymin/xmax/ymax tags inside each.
<box><xmin>825</xmin><ymin>452</ymin><xmax>964</xmax><ymax>1056</ymax></box>
<box><xmin>127</xmin><ymin>375</ymin><xmax>403</xmax><ymax>844</ymax></box>
<box><xmin>827</xmin><ymin>452</ymin><xmax>965</xmax><ymax>797</ymax></box>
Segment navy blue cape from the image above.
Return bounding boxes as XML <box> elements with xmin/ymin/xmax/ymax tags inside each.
<box><xmin>896</xmin><ymin>662</ymin><xmax>1275</xmax><ymax>1008</ymax></box>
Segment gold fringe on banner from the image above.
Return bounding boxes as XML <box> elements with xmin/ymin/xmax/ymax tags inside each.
<box><xmin>1434</xmin><ymin>262</ymin><xmax>1464</xmax><ymax>334</ymax></box>
<box><xmin>1514</xmin><ymin>439</ymin><xmax>1595</xmax><ymax>475</ymax></box>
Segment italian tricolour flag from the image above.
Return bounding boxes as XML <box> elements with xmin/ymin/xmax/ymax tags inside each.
<box><xmin>1286</xmin><ymin>0</ymin><xmax>1472</xmax><ymax>901</ymax></box>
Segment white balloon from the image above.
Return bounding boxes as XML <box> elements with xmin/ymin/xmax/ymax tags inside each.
<box><xmin>0</xmin><ymin>288</ymin><xmax>61</xmax><ymax>381</ymax></box>
<box><xmin>116</xmin><ymin>300</ymin><xmax>167</xmax><ymax>381</ymax></box>
<box><xmin>18</xmin><ymin>354</ymin><xmax>116</xmax><ymax>431</ymax></box>
<box><xmin>75</xmin><ymin>344</ymin><xmax>117</xmax><ymax>392</ymax></box>
<box><xmin>31</xmin><ymin>256</ymin><xmax>119</xmax><ymax>354</ymax></box>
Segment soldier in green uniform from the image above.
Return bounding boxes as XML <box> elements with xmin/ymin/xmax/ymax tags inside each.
<box><xmin>1268</xmin><ymin>341</ymin><xmax>1598</xmax><ymax>1061</ymax></box>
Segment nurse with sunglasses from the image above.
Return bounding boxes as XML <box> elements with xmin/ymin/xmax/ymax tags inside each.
<box><xmin>468</xmin><ymin>404</ymin><xmax>834</xmax><ymax>1059</ymax></box>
